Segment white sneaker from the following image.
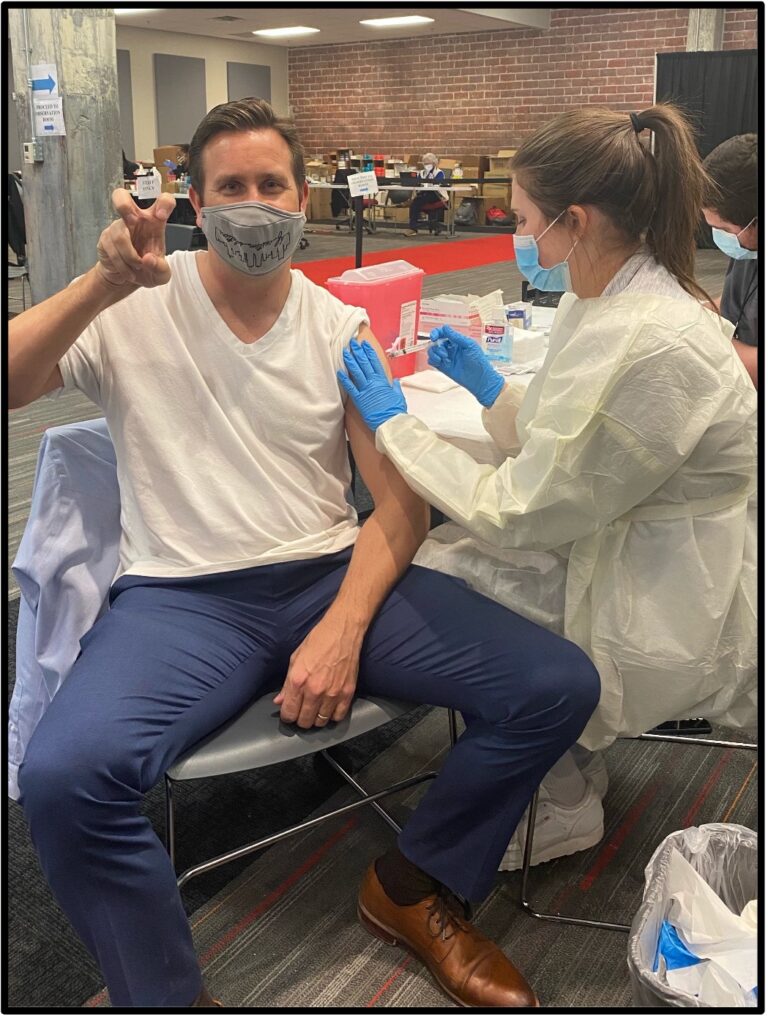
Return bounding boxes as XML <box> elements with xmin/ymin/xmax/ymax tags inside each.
<box><xmin>498</xmin><ymin>783</ymin><xmax>604</xmax><ymax>872</ymax></box>
<box><xmin>572</xmin><ymin>746</ymin><xmax>609</xmax><ymax>799</ymax></box>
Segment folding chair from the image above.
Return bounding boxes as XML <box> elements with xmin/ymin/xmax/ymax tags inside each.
<box><xmin>518</xmin><ymin>728</ymin><xmax>757</xmax><ymax>932</ymax></box>
<box><xmin>416</xmin><ymin>198</ymin><xmax>448</xmax><ymax>235</ymax></box>
<box><xmin>166</xmin><ymin>696</ymin><xmax>459</xmax><ymax>888</ymax></box>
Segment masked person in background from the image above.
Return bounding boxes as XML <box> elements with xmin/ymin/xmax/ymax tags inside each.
<box><xmin>402</xmin><ymin>152</ymin><xmax>447</xmax><ymax>237</ymax></box>
<box><xmin>8</xmin><ymin>98</ymin><xmax>602</xmax><ymax>1009</ymax></box>
<box><xmin>341</xmin><ymin>103</ymin><xmax>757</xmax><ymax>871</ymax></box>
<box><xmin>702</xmin><ymin>134</ymin><xmax>758</xmax><ymax>387</ymax></box>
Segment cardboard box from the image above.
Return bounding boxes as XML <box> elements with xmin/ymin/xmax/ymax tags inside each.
<box><xmin>487</xmin><ymin>149</ymin><xmax>517</xmax><ymax>174</ymax></box>
<box><xmin>481</xmin><ymin>183</ymin><xmax>510</xmax><ymax>203</ymax></box>
<box><xmin>419</xmin><ymin>297</ymin><xmax>483</xmax><ymax>341</ymax></box>
<box><xmin>153</xmin><ymin>145</ymin><xmax>185</xmax><ymax>171</ymax></box>
<box><xmin>306</xmin><ymin>160</ymin><xmax>332</xmax><ymax>181</ymax></box>
<box><xmin>308</xmin><ymin>188</ymin><xmax>333</xmax><ymax>221</ymax></box>
<box><xmin>505</xmin><ymin>301</ymin><xmax>533</xmax><ymax>329</ymax></box>
<box><xmin>387</xmin><ymin>206</ymin><xmax>411</xmax><ymax>223</ymax></box>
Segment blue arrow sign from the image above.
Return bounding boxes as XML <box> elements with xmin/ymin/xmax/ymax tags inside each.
<box><xmin>31</xmin><ymin>74</ymin><xmax>56</xmax><ymax>93</ymax></box>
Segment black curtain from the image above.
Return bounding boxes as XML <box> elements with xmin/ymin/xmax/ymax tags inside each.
<box><xmin>656</xmin><ymin>50</ymin><xmax>759</xmax><ymax>247</ymax></box>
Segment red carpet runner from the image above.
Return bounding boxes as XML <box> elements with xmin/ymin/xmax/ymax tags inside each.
<box><xmin>296</xmin><ymin>234</ymin><xmax>516</xmax><ymax>287</ymax></box>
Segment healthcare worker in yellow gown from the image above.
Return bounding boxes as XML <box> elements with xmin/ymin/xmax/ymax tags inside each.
<box><xmin>340</xmin><ymin>103</ymin><xmax>757</xmax><ymax>869</ymax></box>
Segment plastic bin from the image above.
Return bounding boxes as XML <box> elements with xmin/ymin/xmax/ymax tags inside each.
<box><xmin>627</xmin><ymin>823</ymin><xmax>757</xmax><ymax>1008</ymax></box>
<box><xmin>326</xmin><ymin>261</ymin><xmax>425</xmax><ymax>355</ymax></box>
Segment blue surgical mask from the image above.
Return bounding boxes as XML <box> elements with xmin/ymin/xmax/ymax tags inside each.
<box><xmin>711</xmin><ymin>218</ymin><xmax>757</xmax><ymax>260</ymax></box>
<box><xmin>512</xmin><ymin>210</ymin><xmax>579</xmax><ymax>291</ymax></box>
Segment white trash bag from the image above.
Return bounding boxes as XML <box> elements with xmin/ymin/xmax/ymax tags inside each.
<box><xmin>627</xmin><ymin>823</ymin><xmax>757</xmax><ymax>1007</ymax></box>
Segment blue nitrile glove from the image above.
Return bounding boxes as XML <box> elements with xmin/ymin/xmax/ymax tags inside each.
<box><xmin>337</xmin><ymin>339</ymin><xmax>408</xmax><ymax>432</ymax></box>
<box><xmin>428</xmin><ymin>325</ymin><xmax>505</xmax><ymax>407</ymax></box>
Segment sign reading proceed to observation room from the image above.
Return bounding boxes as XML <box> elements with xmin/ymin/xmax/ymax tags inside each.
<box><xmin>34</xmin><ymin>97</ymin><xmax>65</xmax><ymax>136</ymax></box>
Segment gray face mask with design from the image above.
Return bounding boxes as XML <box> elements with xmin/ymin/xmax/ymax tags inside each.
<box><xmin>200</xmin><ymin>200</ymin><xmax>306</xmax><ymax>276</ymax></box>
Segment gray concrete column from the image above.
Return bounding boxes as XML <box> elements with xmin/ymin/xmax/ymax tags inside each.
<box><xmin>8</xmin><ymin>8</ymin><xmax>122</xmax><ymax>303</ymax></box>
<box><xmin>687</xmin><ymin>8</ymin><xmax>725</xmax><ymax>51</ymax></box>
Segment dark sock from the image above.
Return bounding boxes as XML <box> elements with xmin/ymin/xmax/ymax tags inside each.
<box><xmin>375</xmin><ymin>846</ymin><xmax>439</xmax><ymax>906</ymax></box>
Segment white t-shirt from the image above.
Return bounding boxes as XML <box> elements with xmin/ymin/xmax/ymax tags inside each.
<box><xmin>53</xmin><ymin>252</ymin><xmax>369</xmax><ymax>578</ymax></box>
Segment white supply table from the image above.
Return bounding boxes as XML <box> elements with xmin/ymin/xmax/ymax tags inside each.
<box><xmin>400</xmin><ymin>306</ymin><xmax>557</xmax><ymax>464</ymax></box>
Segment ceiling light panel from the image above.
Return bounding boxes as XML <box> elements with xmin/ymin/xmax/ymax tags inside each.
<box><xmin>252</xmin><ymin>26</ymin><xmax>320</xmax><ymax>38</ymax></box>
<box><xmin>359</xmin><ymin>16</ymin><xmax>435</xmax><ymax>28</ymax></box>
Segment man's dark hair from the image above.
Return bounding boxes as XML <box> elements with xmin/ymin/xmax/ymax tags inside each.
<box><xmin>702</xmin><ymin>134</ymin><xmax>757</xmax><ymax>227</ymax></box>
<box><xmin>187</xmin><ymin>97</ymin><xmax>305</xmax><ymax>199</ymax></box>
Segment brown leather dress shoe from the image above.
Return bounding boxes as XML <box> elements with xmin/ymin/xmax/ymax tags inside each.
<box><xmin>192</xmin><ymin>984</ymin><xmax>223</xmax><ymax>1007</ymax></box>
<box><xmin>358</xmin><ymin>863</ymin><xmax>539</xmax><ymax>1008</ymax></box>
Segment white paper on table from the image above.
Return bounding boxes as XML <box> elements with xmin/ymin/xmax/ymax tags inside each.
<box><xmin>665</xmin><ymin>848</ymin><xmax>757</xmax><ymax>991</ymax></box>
<box><xmin>470</xmin><ymin>289</ymin><xmax>505</xmax><ymax>320</ymax></box>
<box><xmin>401</xmin><ymin>370</ymin><xmax>458</xmax><ymax>393</ymax></box>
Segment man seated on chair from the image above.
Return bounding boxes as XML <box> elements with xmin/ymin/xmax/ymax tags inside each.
<box><xmin>8</xmin><ymin>97</ymin><xmax>599</xmax><ymax>1010</ymax></box>
<box><xmin>402</xmin><ymin>152</ymin><xmax>447</xmax><ymax>236</ymax></box>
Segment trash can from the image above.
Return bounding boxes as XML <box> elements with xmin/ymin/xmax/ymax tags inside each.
<box><xmin>628</xmin><ymin>823</ymin><xmax>757</xmax><ymax>1008</ymax></box>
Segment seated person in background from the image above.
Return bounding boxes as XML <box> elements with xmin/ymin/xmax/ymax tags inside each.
<box><xmin>122</xmin><ymin>149</ymin><xmax>141</xmax><ymax>178</ymax></box>
<box><xmin>8</xmin><ymin>97</ymin><xmax>599</xmax><ymax>1009</ymax></box>
<box><xmin>702</xmin><ymin>134</ymin><xmax>758</xmax><ymax>386</ymax></box>
<box><xmin>403</xmin><ymin>152</ymin><xmax>447</xmax><ymax>236</ymax></box>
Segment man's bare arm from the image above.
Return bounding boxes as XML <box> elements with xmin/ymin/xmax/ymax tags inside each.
<box><xmin>8</xmin><ymin>190</ymin><xmax>175</xmax><ymax>410</ymax></box>
<box><xmin>274</xmin><ymin>327</ymin><xmax>430</xmax><ymax>728</ymax></box>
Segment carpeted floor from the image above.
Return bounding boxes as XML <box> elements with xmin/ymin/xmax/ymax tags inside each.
<box><xmin>77</xmin><ymin>708</ymin><xmax>757</xmax><ymax>1010</ymax></box>
<box><xmin>296</xmin><ymin>235</ymin><xmax>517</xmax><ymax>287</ymax></box>
<box><xmin>8</xmin><ymin>594</ymin><xmax>757</xmax><ymax>1009</ymax></box>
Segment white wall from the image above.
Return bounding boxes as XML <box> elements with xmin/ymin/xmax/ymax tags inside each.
<box><xmin>115</xmin><ymin>26</ymin><xmax>288</xmax><ymax>160</ymax></box>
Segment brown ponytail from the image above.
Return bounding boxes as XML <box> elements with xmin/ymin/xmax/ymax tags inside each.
<box><xmin>509</xmin><ymin>102</ymin><xmax>714</xmax><ymax>304</ymax></box>
<box><xmin>634</xmin><ymin>104</ymin><xmax>712</xmax><ymax>303</ymax></box>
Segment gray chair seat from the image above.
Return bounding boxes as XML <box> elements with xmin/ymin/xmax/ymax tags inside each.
<box><xmin>168</xmin><ymin>694</ymin><xmax>416</xmax><ymax>781</ymax></box>
<box><xmin>166</xmin><ymin>693</ymin><xmax>448</xmax><ymax>889</ymax></box>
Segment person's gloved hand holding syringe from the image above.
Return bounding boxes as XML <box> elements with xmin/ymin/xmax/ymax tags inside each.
<box><xmin>427</xmin><ymin>326</ymin><xmax>506</xmax><ymax>407</ymax></box>
<box><xmin>339</xmin><ymin>326</ymin><xmax>506</xmax><ymax>434</ymax></box>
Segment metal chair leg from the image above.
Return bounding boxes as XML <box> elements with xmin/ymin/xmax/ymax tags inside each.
<box><xmin>170</xmin><ymin>760</ymin><xmax>440</xmax><ymax>890</ymax></box>
<box><xmin>448</xmin><ymin>708</ymin><xmax>459</xmax><ymax>747</ymax></box>
<box><xmin>518</xmin><ymin>736</ymin><xmax>756</xmax><ymax>932</ymax></box>
<box><xmin>164</xmin><ymin>774</ymin><xmax>176</xmax><ymax>869</ymax></box>
<box><xmin>519</xmin><ymin>787</ymin><xmax>632</xmax><ymax>933</ymax></box>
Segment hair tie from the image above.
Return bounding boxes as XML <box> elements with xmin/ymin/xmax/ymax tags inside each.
<box><xmin>630</xmin><ymin>112</ymin><xmax>645</xmax><ymax>134</ymax></box>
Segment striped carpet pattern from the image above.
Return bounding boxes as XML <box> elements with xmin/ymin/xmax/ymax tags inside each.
<box><xmin>78</xmin><ymin>709</ymin><xmax>756</xmax><ymax>1009</ymax></box>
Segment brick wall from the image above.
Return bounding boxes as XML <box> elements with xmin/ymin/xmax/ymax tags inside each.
<box><xmin>288</xmin><ymin>7</ymin><xmax>758</xmax><ymax>155</ymax></box>
<box><xmin>722</xmin><ymin>6</ymin><xmax>759</xmax><ymax>49</ymax></box>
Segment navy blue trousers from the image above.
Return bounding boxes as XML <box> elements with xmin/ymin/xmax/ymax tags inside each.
<box><xmin>19</xmin><ymin>549</ymin><xmax>599</xmax><ymax>1007</ymax></box>
<box><xmin>409</xmin><ymin>190</ymin><xmax>445</xmax><ymax>229</ymax></box>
